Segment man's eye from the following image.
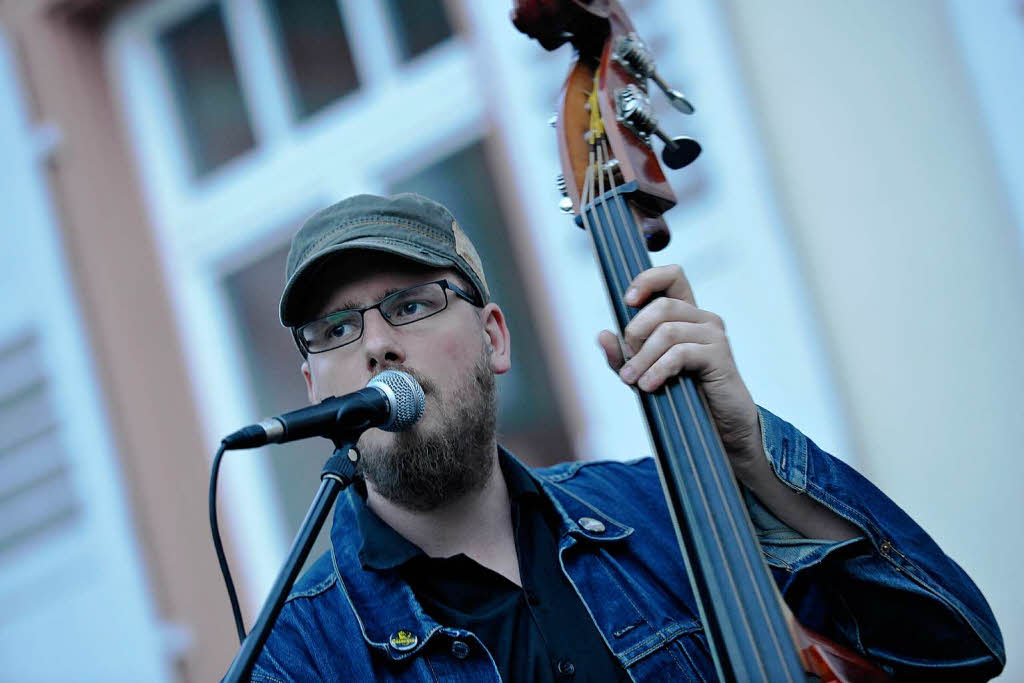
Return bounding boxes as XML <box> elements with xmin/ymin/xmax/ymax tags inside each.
<box><xmin>327</xmin><ymin>322</ymin><xmax>355</xmax><ymax>339</ymax></box>
<box><xmin>394</xmin><ymin>300</ymin><xmax>428</xmax><ymax>318</ymax></box>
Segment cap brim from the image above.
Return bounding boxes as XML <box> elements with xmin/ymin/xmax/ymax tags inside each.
<box><xmin>279</xmin><ymin>237</ymin><xmax>460</xmax><ymax>327</ymax></box>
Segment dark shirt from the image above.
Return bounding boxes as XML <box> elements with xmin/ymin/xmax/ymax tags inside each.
<box><xmin>354</xmin><ymin>452</ymin><xmax>630</xmax><ymax>681</ymax></box>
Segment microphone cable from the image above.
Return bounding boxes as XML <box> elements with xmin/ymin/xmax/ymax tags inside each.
<box><xmin>207</xmin><ymin>370</ymin><xmax>425</xmax><ymax>646</ymax></box>
<box><xmin>209</xmin><ymin>441</ymin><xmax>247</xmax><ymax>644</ymax></box>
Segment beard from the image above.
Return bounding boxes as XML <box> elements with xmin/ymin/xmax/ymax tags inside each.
<box><xmin>356</xmin><ymin>344</ymin><xmax>497</xmax><ymax>512</ymax></box>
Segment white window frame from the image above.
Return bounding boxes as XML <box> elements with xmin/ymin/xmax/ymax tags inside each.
<box><xmin>107</xmin><ymin>0</ymin><xmax>481</xmax><ymax>609</ymax></box>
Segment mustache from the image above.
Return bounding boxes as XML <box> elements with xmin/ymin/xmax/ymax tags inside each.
<box><xmin>374</xmin><ymin>363</ymin><xmax>438</xmax><ymax>396</ymax></box>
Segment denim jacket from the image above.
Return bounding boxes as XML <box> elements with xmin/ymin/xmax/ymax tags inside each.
<box><xmin>251</xmin><ymin>408</ymin><xmax>1004</xmax><ymax>681</ymax></box>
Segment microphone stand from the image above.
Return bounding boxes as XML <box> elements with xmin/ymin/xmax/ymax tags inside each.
<box><xmin>222</xmin><ymin>433</ymin><xmax>361</xmax><ymax>682</ymax></box>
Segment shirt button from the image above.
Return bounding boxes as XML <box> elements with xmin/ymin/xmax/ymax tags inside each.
<box><xmin>451</xmin><ymin>640</ymin><xmax>470</xmax><ymax>659</ymax></box>
<box><xmin>578</xmin><ymin>517</ymin><xmax>606</xmax><ymax>533</ymax></box>
<box><xmin>557</xmin><ymin>659</ymin><xmax>576</xmax><ymax>677</ymax></box>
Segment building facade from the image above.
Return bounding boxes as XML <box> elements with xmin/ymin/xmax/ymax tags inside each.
<box><xmin>0</xmin><ymin>0</ymin><xmax>1020</xmax><ymax>680</ymax></box>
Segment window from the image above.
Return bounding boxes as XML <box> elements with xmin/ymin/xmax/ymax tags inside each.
<box><xmin>0</xmin><ymin>332</ymin><xmax>81</xmax><ymax>558</ymax></box>
<box><xmin>224</xmin><ymin>142</ymin><xmax>575</xmax><ymax>545</ymax></box>
<box><xmin>265</xmin><ymin>0</ymin><xmax>360</xmax><ymax>118</ymax></box>
<box><xmin>384</xmin><ymin>0</ymin><xmax>453</xmax><ymax>62</ymax></box>
<box><xmin>389</xmin><ymin>142</ymin><xmax>572</xmax><ymax>466</ymax></box>
<box><xmin>160</xmin><ymin>3</ymin><xmax>255</xmax><ymax>175</ymax></box>
<box><xmin>111</xmin><ymin>0</ymin><xmax>478</xmax><ymax>584</ymax></box>
<box><xmin>223</xmin><ymin>244</ymin><xmax>332</xmax><ymax>570</ymax></box>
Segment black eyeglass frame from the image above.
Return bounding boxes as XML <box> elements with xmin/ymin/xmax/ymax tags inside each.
<box><xmin>292</xmin><ymin>278</ymin><xmax>481</xmax><ymax>355</ymax></box>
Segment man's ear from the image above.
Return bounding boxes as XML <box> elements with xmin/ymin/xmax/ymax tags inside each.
<box><xmin>301</xmin><ymin>360</ymin><xmax>317</xmax><ymax>403</ymax></box>
<box><xmin>481</xmin><ymin>303</ymin><xmax>511</xmax><ymax>375</ymax></box>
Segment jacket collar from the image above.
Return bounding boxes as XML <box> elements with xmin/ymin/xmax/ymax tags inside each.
<box><xmin>532</xmin><ymin>461</ymin><xmax>634</xmax><ymax>544</ymax></box>
<box><xmin>330</xmin><ymin>490</ymin><xmax>442</xmax><ymax>661</ymax></box>
<box><xmin>352</xmin><ymin>482</ymin><xmax>423</xmax><ymax>572</ymax></box>
<box><xmin>328</xmin><ymin>448</ymin><xmax>633</xmax><ymax>659</ymax></box>
<box><xmin>354</xmin><ymin>448</ymin><xmax>546</xmax><ymax>572</ymax></box>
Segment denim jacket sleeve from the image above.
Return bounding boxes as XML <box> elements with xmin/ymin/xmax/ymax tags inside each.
<box><xmin>750</xmin><ymin>406</ymin><xmax>1004</xmax><ymax>680</ymax></box>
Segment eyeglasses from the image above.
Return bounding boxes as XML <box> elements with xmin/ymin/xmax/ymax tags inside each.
<box><xmin>294</xmin><ymin>279</ymin><xmax>480</xmax><ymax>354</ymax></box>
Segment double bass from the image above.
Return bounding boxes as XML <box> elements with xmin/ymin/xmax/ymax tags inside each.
<box><xmin>511</xmin><ymin>2</ymin><xmax>889</xmax><ymax>681</ymax></box>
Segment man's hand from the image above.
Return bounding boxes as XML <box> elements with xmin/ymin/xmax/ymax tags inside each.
<box><xmin>598</xmin><ymin>264</ymin><xmax>862</xmax><ymax>542</ymax></box>
<box><xmin>597</xmin><ymin>265</ymin><xmax>762</xmax><ymax>468</ymax></box>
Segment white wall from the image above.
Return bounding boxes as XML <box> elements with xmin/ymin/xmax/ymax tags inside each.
<box><xmin>461</xmin><ymin>0</ymin><xmax>853</xmax><ymax>463</ymax></box>
<box><xmin>724</xmin><ymin>1</ymin><xmax>1023</xmax><ymax>677</ymax></box>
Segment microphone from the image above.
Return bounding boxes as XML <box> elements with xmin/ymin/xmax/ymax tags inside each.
<box><xmin>221</xmin><ymin>370</ymin><xmax>425</xmax><ymax>450</ymax></box>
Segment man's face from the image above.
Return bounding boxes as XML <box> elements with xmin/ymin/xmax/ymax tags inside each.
<box><xmin>300</xmin><ymin>251</ymin><xmax>511</xmax><ymax>510</ymax></box>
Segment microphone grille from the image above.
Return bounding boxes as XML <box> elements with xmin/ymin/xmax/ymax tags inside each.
<box><xmin>368</xmin><ymin>370</ymin><xmax>425</xmax><ymax>432</ymax></box>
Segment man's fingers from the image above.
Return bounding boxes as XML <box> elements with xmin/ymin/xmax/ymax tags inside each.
<box><xmin>598</xmin><ymin>329</ymin><xmax>626</xmax><ymax>371</ymax></box>
<box><xmin>624</xmin><ymin>265</ymin><xmax>695</xmax><ymax>307</ymax></box>
<box><xmin>618</xmin><ymin>322</ymin><xmax>717</xmax><ymax>387</ymax></box>
<box><xmin>623</xmin><ymin>299</ymin><xmax>720</xmax><ymax>358</ymax></box>
<box><xmin>634</xmin><ymin>342</ymin><xmax>722</xmax><ymax>392</ymax></box>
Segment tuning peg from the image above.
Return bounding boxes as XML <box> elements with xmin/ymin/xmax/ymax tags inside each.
<box><xmin>615</xmin><ymin>84</ymin><xmax>701</xmax><ymax>170</ymax></box>
<box><xmin>613</xmin><ymin>33</ymin><xmax>696</xmax><ymax>115</ymax></box>
<box><xmin>660</xmin><ymin>136</ymin><xmax>701</xmax><ymax>170</ymax></box>
<box><xmin>556</xmin><ymin>173</ymin><xmax>574</xmax><ymax>213</ymax></box>
<box><xmin>650</xmin><ymin>74</ymin><xmax>695</xmax><ymax>115</ymax></box>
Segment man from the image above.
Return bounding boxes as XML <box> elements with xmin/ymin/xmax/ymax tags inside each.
<box><xmin>252</xmin><ymin>193</ymin><xmax>1003</xmax><ymax>681</ymax></box>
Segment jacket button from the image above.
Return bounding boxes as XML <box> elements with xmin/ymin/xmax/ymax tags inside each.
<box><xmin>451</xmin><ymin>640</ymin><xmax>470</xmax><ymax>659</ymax></box>
<box><xmin>578</xmin><ymin>517</ymin><xmax>605</xmax><ymax>533</ymax></box>
<box><xmin>557</xmin><ymin>659</ymin><xmax>576</xmax><ymax>677</ymax></box>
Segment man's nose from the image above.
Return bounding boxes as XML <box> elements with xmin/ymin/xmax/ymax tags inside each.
<box><xmin>361</xmin><ymin>308</ymin><xmax>405</xmax><ymax>370</ymax></box>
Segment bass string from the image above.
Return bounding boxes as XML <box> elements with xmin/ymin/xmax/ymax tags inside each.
<box><xmin>579</xmin><ymin>148</ymin><xmax>724</xmax><ymax>661</ymax></box>
<box><xmin>581</xmin><ymin>137</ymin><xmax>800</xmax><ymax>680</ymax></box>
<box><xmin>686</xmin><ymin>367</ymin><xmax>801</xmax><ymax>672</ymax></box>
<box><xmin>595</xmin><ymin>147</ymin><xmax>797</xmax><ymax>678</ymax></box>
<box><xmin>585</xmin><ymin>143</ymin><xmax>766</xmax><ymax>680</ymax></box>
<box><xmin>577</xmin><ymin>143</ymin><xmax>731</xmax><ymax>674</ymax></box>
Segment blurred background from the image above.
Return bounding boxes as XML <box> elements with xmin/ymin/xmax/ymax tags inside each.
<box><xmin>0</xmin><ymin>0</ymin><xmax>1020</xmax><ymax>680</ymax></box>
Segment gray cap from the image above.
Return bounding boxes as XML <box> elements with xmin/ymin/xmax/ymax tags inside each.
<box><xmin>280</xmin><ymin>193</ymin><xmax>490</xmax><ymax>327</ymax></box>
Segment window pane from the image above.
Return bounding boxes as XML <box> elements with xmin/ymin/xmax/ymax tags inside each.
<box><xmin>389</xmin><ymin>142</ymin><xmax>574</xmax><ymax>467</ymax></box>
<box><xmin>224</xmin><ymin>244</ymin><xmax>334</xmax><ymax>571</ymax></box>
<box><xmin>160</xmin><ymin>4</ymin><xmax>255</xmax><ymax>176</ymax></box>
<box><xmin>266</xmin><ymin>0</ymin><xmax>360</xmax><ymax>118</ymax></box>
<box><xmin>384</xmin><ymin>0</ymin><xmax>453</xmax><ymax>62</ymax></box>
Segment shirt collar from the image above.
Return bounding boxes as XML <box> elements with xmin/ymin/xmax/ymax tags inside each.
<box><xmin>354</xmin><ymin>483</ymin><xmax>424</xmax><ymax>571</ymax></box>
<box><xmin>499</xmin><ymin>445</ymin><xmax>544</xmax><ymax>503</ymax></box>
<box><xmin>327</xmin><ymin>447</ymin><xmax>634</xmax><ymax>659</ymax></box>
<box><xmin>355</xmin><ymin>447</ymin><xmax>543</xmax><ymax>571</ymax></box>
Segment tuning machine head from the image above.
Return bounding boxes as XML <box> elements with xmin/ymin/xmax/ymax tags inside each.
<box><xmin>660</xmin><ymin>137</ymin><xmax>702</xmax><ymax>170</ymax></box>
<box><xmin>613</xmin><ymin>33</ymin><xmax>696</xmax><ymax>115</ymax></box>
<box><xmin>651</xmin><ymin>75</ymin><xmax>695</xmax><ymax>115</ymax></box>
<box><xmin>555</xmin><ymin>173</ymin><xmax>574</xmax><ymax>213</ymax></box>
<box><xmin>615</xmin><ymin>84</ymin><xmax>701</xmax><ymax>170</ymax></box>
